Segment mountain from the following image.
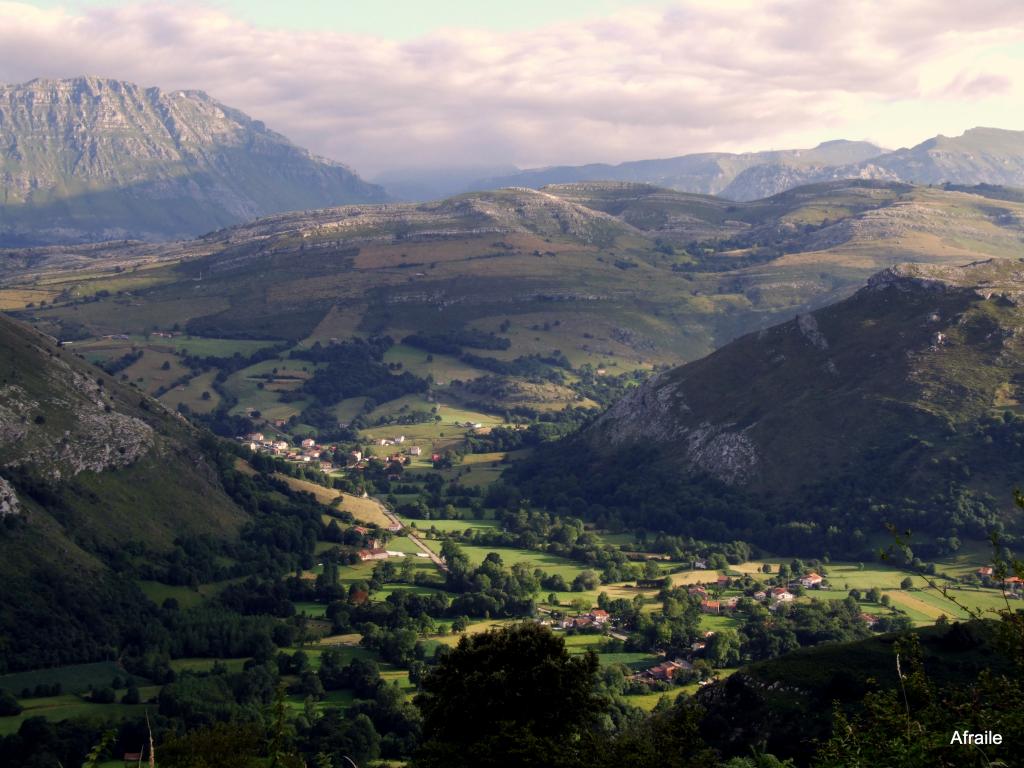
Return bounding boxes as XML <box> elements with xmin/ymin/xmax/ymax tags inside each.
<box><xmin>512</xmin><ymin>259</ymin><xmax>1024</xmax><ymax>555</ymax></box>
<box><xmin>372</xmin><ymin>164</ymin><xmax>519</xmax><ymax>202</ymax></box>
<box><xmin>728</xmin><ymin>128</ymin><xmax>1024</xmax><ymax>199</ymax></box>
<box><xmin>859</xmin><ymin>127</ymin><xmax>1024</xmax><ymax>186</ymax></box>
<box><xmin>0</xmin><ymin>77</ymin><xmax>387</xmax><ymax>245</ymax></box>
<box><xmin>468</xmin><ymin>140</ymin><xmax>886</xmax><ymax>200</ymax></box>
<box><xmin>468</xmin><ymin>128</ymin><xmax>1024</xmax><ymax>203</ymax></box>
<box><xmin>0</xmin><ymin>312</ymin><xmax>245</xmax><ymax>670</ymax></box>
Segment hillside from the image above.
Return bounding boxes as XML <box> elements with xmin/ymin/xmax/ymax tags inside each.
<box><xmin>512</xmin><ymin>259</ymin><xmax>1024</xmax><ymax>555</ymax></box>
<box><xmin>698</xmin><ymin>619</ymin><xmax>1013</xmax><ymax>764</ymax></box>
<box><xmin>3</xmin><ymin>181</ymin><xmax>1024</xmax><ymax>433</ymax></box>
<box><xmin>0</xmin><ymin>312</ymin><xmax>246</xmax><ymax>670</ymax></box>
<box><xmin>0</xmin><ymin>77</ymin><xmax>386</xmax><ymax>245</ymax></box>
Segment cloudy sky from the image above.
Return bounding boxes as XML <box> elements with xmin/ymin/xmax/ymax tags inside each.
<box><xmin>3</xmin><ymin>0</ymin><xmax>1024</xmax><ymax>176</ymax></box>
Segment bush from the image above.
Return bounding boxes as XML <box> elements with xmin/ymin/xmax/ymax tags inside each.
<box><xmin>0</xmin><ymin>690</ymin><xmax>21</xmax><ymax>716</ymax></box>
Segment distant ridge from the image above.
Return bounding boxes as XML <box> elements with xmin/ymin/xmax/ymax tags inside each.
<box><xmin>0</xmin><ymin>76</ymin><xmax>387</xmax><ymax>245</ymax></box>
<box><xmin>450</xmin><ymin>128</ymin><xmax>1024</xmax><ymax>203</ymax></box>
<box><xmin>460</xmin><ymin>140</ymin><xmax>887</xmax><ymax>201</ymax></box>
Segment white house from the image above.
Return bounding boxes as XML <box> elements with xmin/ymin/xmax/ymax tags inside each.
<box><xmin>800</xmin><ymin>573</ymin><xmax>824</xmax><ymax>589</ymax></box>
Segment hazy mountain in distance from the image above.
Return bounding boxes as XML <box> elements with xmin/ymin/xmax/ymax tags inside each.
<box><xmin>372</xmin><ymin>164</ymin><xmax>519</xmax><ymax>201</ymax></box>
<box><xmin>859</xmin><ymin>127</ymin><xmax>1024</xmax><ymax>185</ymax></box>
<box><xmin>0</xmin><ymin>76</ymin><xmax>387</xmax><ymax>245</ymax></box>
<box><xmin>471</xmin><ymin>128</ymin><xmax>1024</xmax><ymax>202</ymax></box>
<box><xmin>467</xmin><ymin>140</ymin><xmax>887</xmax><ymax>198</ymax></box>
<box><xmin>726</xmin><ymin>127</ymin><xmax>1024</xmax><ymax>198</ymax></box>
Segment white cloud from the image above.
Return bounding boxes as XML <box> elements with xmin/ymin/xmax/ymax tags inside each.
<box><xmin>0</xmin><ymin>0</ymin><xmax>1022</xmax><ymax>174</ymax></box>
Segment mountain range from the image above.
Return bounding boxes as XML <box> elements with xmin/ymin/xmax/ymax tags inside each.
<box><xmin>0</xmin><ymin>77</ymin><xmax>387</xmax><ymax>245</ymax></box>
<box><xmin>375</xmin><ymin>127</ymin><xmax>1024</xmax><ymax>204</ymax></box>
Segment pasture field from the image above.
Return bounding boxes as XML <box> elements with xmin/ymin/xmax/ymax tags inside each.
<box><xmin>901</xmin><ymin>584</ymin><xmax>1017</xmax><ymax>620</ymax></box>
<box><xmin>303</xmin><ymin>302</ymin><xmax>369</xmax><ymax>344</ymax></box>
<box><xmin>624</xmin><ymin>688</ymin><xmax>686</xmax><ymax>712</ymax></box>
<box><xmin>420</xmin><ymin>542</ymin><xmax>591</xmax><ymax>582</ymax></box>
<box><xmin>456</xmin><ymin>463</ymin><xmax>506</xmax><ymax>488</ymax></box>
<box><xmin>77</xmin><ymin>334</ymin><xmax>279</xmax><ymax>359</ymax></box>
<box><xmin>43</xmin><ymin>294</ymin><xmax>231</xmax><ymax>336</ymax></box>
<box><xmin>374</xmin><ymin>579</ymin><xmax>447</xmax><ymax>601</ymax></box>
<box><xmin>169</xmin><ymin>658</ymin><xmax>249</xmax><ymax>675</ymax></box>
<box><xmin>699</xmin><ymin>614</ymin><xmax>743</xmax><ymax>633</ymax></box>
<box><xmin>158</xmin><ymin>335</ymin><xmax>279</xmax><ymax>357</ymax></box>
<box><xmin>224</xmin><ymin>364</ymin><xmax>315</xmax><ymax>421</ymax></box>
<box><xmin>332</xmin><ymin>396</ymin><xmax>369</xmax><ymax>424</ymax></box>
<box><xmin>136</xmin><ymin>580</ymin><xmax>207</xmax><ymax>609</ymax></box>
<box><xmin>383</xmin><ymin>536</ymin><xmax>426</xmax><ymax>554</ymax></box>
<box><xmin>669</xmin><ymin>569</ymin><xmax>714</xmax><ymax>587</ymax></box>
<box><xmin>0</xmin><ymin>661</ymin><xmax>133</xmax><ymax>696</ymax></box>
<box><xmin>274</xmin><ymin>473</ymin><xmax>343</xmax><ymax>506</ymax></box>
<box><xmin>0</xmin><ymin>694</ymin><xmax>146</xmax><ymax>736</ymax></box>
<box><xmin>294</xmin><ymin>601</ymin><xmax>329</xmax><ymax>618</ymax></box>
<box><xmin>593</xmin><ymin>532</ymin><xmax>638</xmax><ymax>548</ymax></box>
<box><xmin>0</xmin><ymin>288</ymin><xmax>58</xmax><ymax>309</ymax></box>
<box><xmin>158</xmin><ymin>369</ymin><xmax>221</xmax><ymax>413</ymax></box>
<box><xmin>383</xmin><ymin>343</ymin><xmax>488</xmax><ymax>383</ymax></box>
<box><xmin>343</xmin><ymin>494</ymin><xmax>393</xmax><ymax>527</ymax></box>
<box><xmin>460</xmin><ymin>451</ymin><xmax>507</xmax><ymax>465</ymax></box>
<box><xmin>561</xmin><ymin>634</ymin><xmax>661</xmax><ymax>671</ymax></box>
<box><xmin>433</xmin><ymin>619</ymin><xmax>523</xmax><ymax>646</ymax></box>
<box><xmin>398</xmin><ymin>517</ymin><xmax>501</xmax><ymax>535</ymax></box>
<box><xmin>121</xmin><ymin>349</ymin><xmax>191</xmax><ymax>394</ymax></box>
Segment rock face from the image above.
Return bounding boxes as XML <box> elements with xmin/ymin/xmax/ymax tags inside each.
<box><xmin>580</xmin><ymin>259</ymin><xmax>1024</xmax><ymax>499</ymax></box>
<box><xmin>0</xmin><ymin>475</ymin><xmax>18</xmax><ymax>517</ymax></box>
<box><xmin>0</xmin><ymin>77</ymin><xmax>387</xmax><ymax>244</ymax></box>
<box><xmin>0</xmin><ymin>354</ymin><xmax>154</xmax><ymax>481</ymax></box>
<box><xmin>592</xmin><ymin>373</ymin><xmax>760</xmax><ymax>485</ymax></box>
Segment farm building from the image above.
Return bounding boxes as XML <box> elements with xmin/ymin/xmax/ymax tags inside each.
<box><xmin>644</xmin><ymin>659</ymin><xmax>692</xmax><ymax>681</ymax></box>
<box><xmin>800</xmin><ymin>573</ymin><xmax>824</xmax><ymax>588</ymax></box>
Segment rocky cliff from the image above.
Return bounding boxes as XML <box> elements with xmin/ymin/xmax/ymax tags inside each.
<box><xmin>0</xmin><ymin>76</ymin><xmax>386</xmax><ymax>244</ymax></box>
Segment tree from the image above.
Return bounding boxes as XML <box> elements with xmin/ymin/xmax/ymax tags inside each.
<box><xmin>706</xmin><ymin>629</ymin><xmax>741</xmax><ymax>668</ymax></box>
<box><xmin>0</xmin><ymin>690</ymin><xmax>21</xmax><ymax>716</ymax></box>
<box><xmin>866</xmin><ymin>587</ymin><xmax>881</xmax><ymax>603</ymax></box>
<box><xmin>900</xmin><ymin>577</ymin><xmax>914</xmax><ymax>590</ymax></box>
<box><xmin>414</xmin><ymin>623</ymin><xmax>606</xmax><ymax>767</ymax></box>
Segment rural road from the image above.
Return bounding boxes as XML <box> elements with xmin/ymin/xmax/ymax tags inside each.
<box><xmin>372</xmin><ymin>497</ymin><xmax>449</xmax><ymax>573</ymax></box>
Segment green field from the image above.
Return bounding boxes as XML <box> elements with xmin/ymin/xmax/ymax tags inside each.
<box><xmin>158</xmin><ymin>369</ymin><xmax>221</xmax><ymax>413</ymax></box>
<box><xmin>399</xmin><ymin>516</ymin><xmax>501</xmax><ymax>535</ymax></box>
<box><xmin>421</xmin><ymin>541</ymin><xmax>591</xmax><ymax>582</ymax></box>
<box><xmin>0</xmin><ymin>661</ymin><xmax>134</xmax><ymax>697</ymax></box>
<box><xmin>383</xmin><ymin>343</ymin><xmax>489</xmax><ymax>383</ymax></box>
<box><xmin>168</xmin><ymin>658</ymin><xmax>249</xmax><ymax>675</ymax></box>
<box><xmin>0</xmin><ymin>694</ymin><xmax>147</xmax><ymax>736</ymax></box>
<box><xmin>136</xmin><ymin>580</ymin><xmax>207</xmax><ymax>609</ymax></box>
